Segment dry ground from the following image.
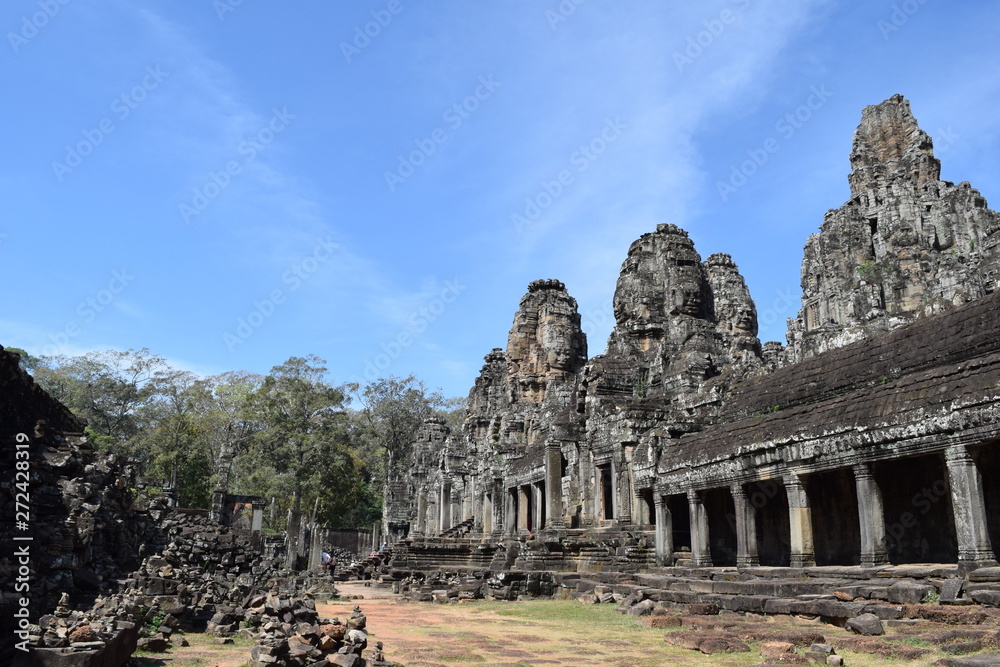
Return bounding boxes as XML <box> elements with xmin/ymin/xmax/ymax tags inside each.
<box><xmin>131</xmin><ymin>581</ymin><xmax>999</xmax><ymax>666</ymax></box>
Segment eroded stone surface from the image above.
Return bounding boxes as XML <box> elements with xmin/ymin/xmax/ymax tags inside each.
<box><xmin>784</xmin><ymin>95</ymin><xmax>1000</xmax><ymax>363</ymax></box>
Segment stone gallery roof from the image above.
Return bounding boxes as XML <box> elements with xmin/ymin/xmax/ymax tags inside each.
<box><xmin>662</xmin><ymin>287</ymin><xmax>1000</xmax><ymax>473</ymax></box>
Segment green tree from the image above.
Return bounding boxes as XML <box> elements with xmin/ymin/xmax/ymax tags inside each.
<box><xmin>200</xmin><ymin>370</ymin><xmax>266</xmax><ymax>494</ymax></box>
<box><xmin>33</xmin><ymin>348</ymin><xmax>170</xmax><ymax>451</ymax></box>
<box><xmin>250</xmin><ymin>355</ymin><xmax>350</xmax><ymax>517</ymax></box>
<box><xmin>352</xmin><ymin>375</ymin><xmax>444</xmax><ymax>487</ymax></box>
<box><xmin>131</xmin><ymin>370</ymin><xmax>213</xmax><ymax>507</ymax></box>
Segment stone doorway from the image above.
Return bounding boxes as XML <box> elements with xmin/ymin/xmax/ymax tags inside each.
<box><xmin>974</xmin><ymin>441</ymin><xmax>1000</xmax><ymax>558</ymax></box>
<box><xmin>597</xmin><ymin>463</ymin><xmax>614</xmax><ymax>520</ymax></box>
<box><xmin>749</xmin><ymin>480</ymin><xmax>790</xmax><ymax>567</ymax></box>
<box><xmin>704</xmin><ymin>487</ymin><xmax>737</xmax><ymax>567</ymax></box>
<box><xmin>667</xmin><ymin>494</ymin><xmax>690</xmax><ymax>552</ymax></box>
<box><xmin>807</xmin><ymin>468</ymin><xmax>861</xmax><ymax>566</ymax></box>
<box><xmin>874</xmin><ymin>453</ymin><xmax>958</xmax><ymax>564</ymax></box>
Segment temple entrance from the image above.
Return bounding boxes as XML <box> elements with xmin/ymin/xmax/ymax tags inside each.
<box><xmin>597</xmin><ymin>463</ymin><xmax>614</xmax><ymax>520</ymax></box>
<box><xmin>874</xmin><ymin>453</ymin><xmax>958</xmax><ymax>564</ymax></box>
<box><xmin>807</xmin><ymin>468</ymin><xmax>860</xmax><ymax>566</ymax></box>
<box><xmin>749</xmin><ymin>480</ymin><xmax>791</xmax><ymax>567</ymax></box>
<box><xmin>667</xmin><ymin>494</ymin><xmax>690</xmax><ymax>552</ymax></box>
<box><xmin>704</xmin><ymin>487</ymin><xmax>737</xmax><ymax>567</ymax></box>
<box><xmin>974</xmin><ymin>441</ymin><xmax>1000</xmax><ymax>557</ymax></box>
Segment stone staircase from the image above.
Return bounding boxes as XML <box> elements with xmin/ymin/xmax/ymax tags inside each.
<box><xmin>439</xmin><ymin>518</ymin><xmax>474</xmax><ymax>538</ymax></box>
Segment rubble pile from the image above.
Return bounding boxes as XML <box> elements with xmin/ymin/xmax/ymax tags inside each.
<box><xmin>15</xmin><ymin>592</ymin><xmax>140</xmax><ymax>664</ymax></box>
<box><xmin>392</xmin><ymin>569</ymin><xmax>562</xmax><ymax>602</ymax></box>
<box><xmin>246</xmin><ymin>602</ymin><xmax>392</xmax><ymax>667</ymax></box>
<box><xmin>337</xmin><ymin>549</ymin><xmax>391</xmax><ymax>582</ymax></box>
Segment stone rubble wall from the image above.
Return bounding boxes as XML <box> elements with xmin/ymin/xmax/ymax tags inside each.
<box><xmin>1</xmin><ymin>345</ymin><xmax>166</xmax><ymax>665</ymax></box>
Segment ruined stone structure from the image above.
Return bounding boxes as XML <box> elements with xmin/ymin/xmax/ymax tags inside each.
<box><xmin>0</xmin><ymin>345</ymin><xmax>167</xmax><ymax>664</ymax></box>
<box><xmin>388</xmin><ymin>95</ymin><xmax>1000</xmax><ymax>580</ymax></box>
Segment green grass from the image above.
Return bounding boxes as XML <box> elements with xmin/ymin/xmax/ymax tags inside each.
<box><xmin>492</xmin><ymin>600</ymin><xmax>642</xmax><ymax>629</ymax></box>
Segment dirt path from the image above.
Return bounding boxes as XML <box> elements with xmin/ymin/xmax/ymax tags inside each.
<box><xmin>322</xmin><ymin>582</ymin><xmax>769</xmax><ymax>667</ymax></box>
<box><xmin>134</xmin><ymin>581</ymin><xmax>987</xmax><ymax>666</ymax></box>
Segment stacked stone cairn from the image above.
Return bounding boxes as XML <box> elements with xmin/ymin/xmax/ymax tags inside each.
<box><xmin>246</xmin><ymin>600</ymin><xmax>388</xmax><ymax>667</ymax></box>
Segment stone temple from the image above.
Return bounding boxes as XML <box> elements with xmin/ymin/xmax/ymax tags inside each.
<box><xmin>384</xmin><ymin>94</ymin><xmax>1000</xmax><ymax>580</ymax></box>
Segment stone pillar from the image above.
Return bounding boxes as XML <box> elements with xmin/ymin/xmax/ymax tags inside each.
<box><xmin>505</xmin><ymin>488</ymin><xmax>516</xmax><ymax>536</ymax></box>
<box><xmin>732</xmin><ymin>484</ymin><xmax>759</xmax><ymax>569</ymax></box>
<box><xmin>493</xmin><ymin>479</ymin><xmax>505</xmax><ymax>536</ymax></box>
<box><xmin>209</xmin><ymin>490</ymin><xmax>226</xmax><ymax>524</ymax></box>
<box><xmin>593</xmin><ymin>464</ymin><xmax>603</xmax><ymax>521</ymax></box>
<box><xmin>854</xmin><ymin>463</ymin><xmax>889</xmax><ymax>566</ymax></box>
<box><xmin>945</xmin><ymin>445</ymin><xmax>998</xmax><ymax>571</ymax></box>
<box><xmin>415</xmin><ymin>488</ymin><xmax>428</xmax><ymax>536</ymax></box>
<box><xmin>688</xmin><ymin>490</ymin><xmax>713</xmax><ymax>567</ymax></box>
<box><xmin>784</xmin><ymin>473</ymin><xmax>815</xmax><ymax>567</ymax></box>
<box><xmin>449</xmin><ymin>482</ymin><xmax>459</xmax><ymax>528</ymax></box>
<box><xmin>581</xmin><ymin>453</ymin><xmax>596</xmax><ymax>527</ymax></box>
<box><xmin>250</xmin><ymin>500</ymin><xmax>264</xmax><ymax>553</ymax></box>
<box><xmin>481</xmin><ymin>491</ymin><xmax>492</xmax><ymax>533</ymax></box>
<box><xmin>439</xmin><ymin>479</ymin><xmax>452</xmax><ymax>533</ymax></box>
<box><xmin>533</xmin><ymin>481</ymin><xmax>544</xmax><ymax>530</ymax></box>
<box><xmin>654</xmin><ymin>495</ymin><xmax>673</xmax><ymax>567</ymax></box>
<box><xmin>468</xmin><ymin>476</ymin><xmax>477</xmax><ymax>526</ymax></box>
<box><xmin>616</xmin><ymin>457</ymin><xmax>632</xmax><ymax>525</ymax></box>
<box><xmin>545</xmin><ymin>442</ymin><xmax>564</xmax><ymax>528</ymax></box>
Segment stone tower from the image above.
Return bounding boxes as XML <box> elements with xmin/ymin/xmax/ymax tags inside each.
<box><xmin>785</xmin><ymin>94</ymin><xmax>1000</xmax><ymax>362</ymax></box>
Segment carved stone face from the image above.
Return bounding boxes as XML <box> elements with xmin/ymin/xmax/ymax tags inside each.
<box><xmin>666</xmin><ymin>249</ymin><xmax>705</xmax><ymax>317</ymax></box>
<box><xmin>733</xmin><ymin>305</ymin><xmax>756</xmax><ymax>333</ymax></box>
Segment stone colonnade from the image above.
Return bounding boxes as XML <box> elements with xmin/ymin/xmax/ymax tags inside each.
<box><xmin>650</xmin><ymin>444</ymin><xmax>997</xmax><ymax>572</ymax></box>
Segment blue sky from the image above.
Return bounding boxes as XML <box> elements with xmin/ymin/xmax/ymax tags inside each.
<box><xmin>2</xmin><ymin>0</ymin><xmax>999</xmax><ymax>398</ymax></box>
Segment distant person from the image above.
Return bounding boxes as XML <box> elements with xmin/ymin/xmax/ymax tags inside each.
<box><xmin>321</xmin><ymin>551</ymin><xmax>331</xmax><ymax>571</ymax></box>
